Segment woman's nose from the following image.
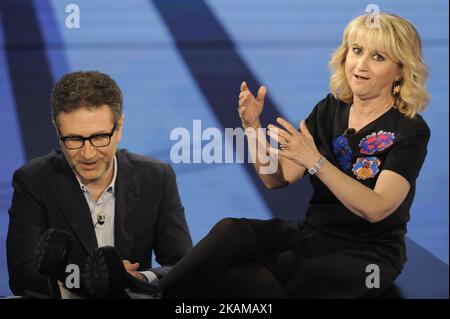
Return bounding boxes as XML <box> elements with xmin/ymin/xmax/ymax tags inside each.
<box><xmin>355</xmin><ymin>54</ymin><xmax>370</xmax><ymax>71</ymax></box>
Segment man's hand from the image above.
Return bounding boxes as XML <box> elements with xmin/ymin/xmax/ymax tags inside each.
<box><xmin>123</xmin><ymin>260</ymin><xmax>147</xmax><ymax>282</ymax></box>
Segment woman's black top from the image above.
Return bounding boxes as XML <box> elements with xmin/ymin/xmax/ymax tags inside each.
<box><xmin>304</xmin><ymin>94</ymin><xmax>430</xmax><ymax>270</ymax></box>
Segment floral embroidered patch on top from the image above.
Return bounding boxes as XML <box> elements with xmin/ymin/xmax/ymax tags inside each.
<box><xmin>332</xmin><ymin>135</ymin><xmax>353</xmax><ymax>170</ymax></box>
<box><xmin>359</xmin><ymin>131</ymin><xmax>396</xmax><ymax>154</ymax></box>
<box><xmin>352</xmin><ymin>157</ymin><xmax>381</xmax><ymax>180</ymax></box>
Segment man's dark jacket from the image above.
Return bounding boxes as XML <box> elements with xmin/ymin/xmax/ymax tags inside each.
<box><xmin>7</xmin><ymin>149</ymin><xmax>192</xmax><ymax>295</ymax></box>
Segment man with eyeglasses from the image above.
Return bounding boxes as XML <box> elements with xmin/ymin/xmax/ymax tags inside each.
<box><xmin>7</xmin><ymin>71</ymin><xmax>193</xmax><ymax>296</ymax></box>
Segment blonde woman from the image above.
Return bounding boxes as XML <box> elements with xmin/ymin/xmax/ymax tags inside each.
<box><xmin>158</xmin><ymin>13</ymin><xmax>430</xmax><ymax>298</ymax></box>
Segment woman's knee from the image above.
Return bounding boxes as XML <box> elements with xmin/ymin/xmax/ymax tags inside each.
<box><xmin>210</xmin><ymin>217</ymin><xmax>247</xmax><ymax>235</ymax></box>
<box><xmin>209</xmin><ymin>218</ymin><xmax>256</xmax><ymax>244</ymax></box>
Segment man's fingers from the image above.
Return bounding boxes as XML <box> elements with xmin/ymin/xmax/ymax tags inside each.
<box><xmin>276</xmin><ymin>117</ymin><xmax>297</xmax><ymax>135</ymax></box>
<box><xmin>256</xmin><ymin>86</ymin><xmax>266</xmax><ymax>103</ymax></box>
<box><xmin>128</xmin><ymin>265</ymin><xmax>139</xmax><ymax>271</ymax></box>
<box><xmin>122</xmin><ymin>260</ymin><xmax>131</xmax><ymax>268</ymax></box>
<box><xmin>123</xmin><ymin>260</ymin><xmax>140</xmax><ymax>270</ymax></box>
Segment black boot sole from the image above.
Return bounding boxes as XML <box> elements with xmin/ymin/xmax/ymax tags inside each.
<box><xmin>83</xmin><ymin>246</ymin><xmax>162</xmax><ymax>298</ymax></box>
<box><xmin>34</xmin><ymin>229</ymin><xmax>73</xmax><ymax>279</ymax></box>
<box><xmin>83</xmin><ymin>246</ymin><xmax>129</xmax><ymax>299</ymax></box>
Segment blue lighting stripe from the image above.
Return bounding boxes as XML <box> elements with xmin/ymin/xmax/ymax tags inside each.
<box><xmin>152</xmin><ymin>0</ymin><xmax>313</xmax><ymax>221</ymax></box>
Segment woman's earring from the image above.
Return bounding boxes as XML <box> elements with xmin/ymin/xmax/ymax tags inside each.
<box><xmin>392</xmin><ymin>78</ymin><xmax>402</xmax><ymax>97</ymax></box>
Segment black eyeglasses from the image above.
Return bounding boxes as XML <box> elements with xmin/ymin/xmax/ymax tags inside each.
<box><xmin>59</xmin><ymin>124</ymin><xmax>117</xmax><ymax>150</ymax></box>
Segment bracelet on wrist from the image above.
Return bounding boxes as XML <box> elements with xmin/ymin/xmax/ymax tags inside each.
<box><xmin>308</xmin><ymin>155</ymin><xmax>326</xmax><ymax>176</ymax></box>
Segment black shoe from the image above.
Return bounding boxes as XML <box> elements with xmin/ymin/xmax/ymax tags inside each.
<box><xmin>34</xmin><ymin>229</ymin><xmax>74</xmax><ymax>298</ymax></box>
<box><xmin>35</xmin><ymin>229</ymin><xmax>74</xmax><ymax>279</ymax></box>
<box><xmin>83</xmin><ymin>246</ymin><xmax>162</xmax><ymax>299</ymax></box>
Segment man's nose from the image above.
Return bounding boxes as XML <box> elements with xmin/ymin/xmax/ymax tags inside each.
<box><xmin>79</xmin><ymin>141</ymin><xmax>97</xmax><ymax>159</ymax></box>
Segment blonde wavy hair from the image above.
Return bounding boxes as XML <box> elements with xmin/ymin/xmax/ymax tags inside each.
<box><xmin>329</xmin><ymin>13</ymin><xmax>429</xmax><ymax>118</ymax></box>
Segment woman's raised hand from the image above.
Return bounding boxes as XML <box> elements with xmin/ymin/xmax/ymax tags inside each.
<box><xmin>238</xmin><ymin>81</ymin><xmax>266</xmax><ymax>129</ymax></box>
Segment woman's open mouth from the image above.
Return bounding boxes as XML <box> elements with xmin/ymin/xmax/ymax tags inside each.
<box><xmin>354</xmin><ymin>74</ymin><xmax>370</xmax><ymax>80</ymax></box>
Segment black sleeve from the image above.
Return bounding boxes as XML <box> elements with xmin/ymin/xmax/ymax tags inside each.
<box><xmin>382</xmin><ymin>121</ymin><xmax>431</xmax><ymax>186</ymax></box>
<box><xmin>154</xmin><ymin>164</ymin><xmax>193</xmax><ymax>266</ymax></box>
<box><xmin>304</xmin><ymin>101</ymin><xmax>320</xmax><ymax>139</ymax></box>
<box><xmin>304</xmin><ymin>95</ymin><xmax>334</xmax><ymax>149</ymax></box>
<box><xmin>7</xmin><ymin>169</ymin><xmax>50</xmax><ymax>296</ymax></box>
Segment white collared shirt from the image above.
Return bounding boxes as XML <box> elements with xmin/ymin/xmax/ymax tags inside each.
<box><xmin>76</xmin><ymin>156</ymin><xmax>117</xmax><ymax>248</ymax></box>
<box><xmin>75</xmin><ymin>156</ymin><xmax>157</xmax><ymax>283</ymax></box>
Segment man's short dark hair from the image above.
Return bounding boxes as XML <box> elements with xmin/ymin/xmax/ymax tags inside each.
<box><xmin>51</xmin><ymin>71</ymin><xmax>123</xmax><ymax>125</ymax></box>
